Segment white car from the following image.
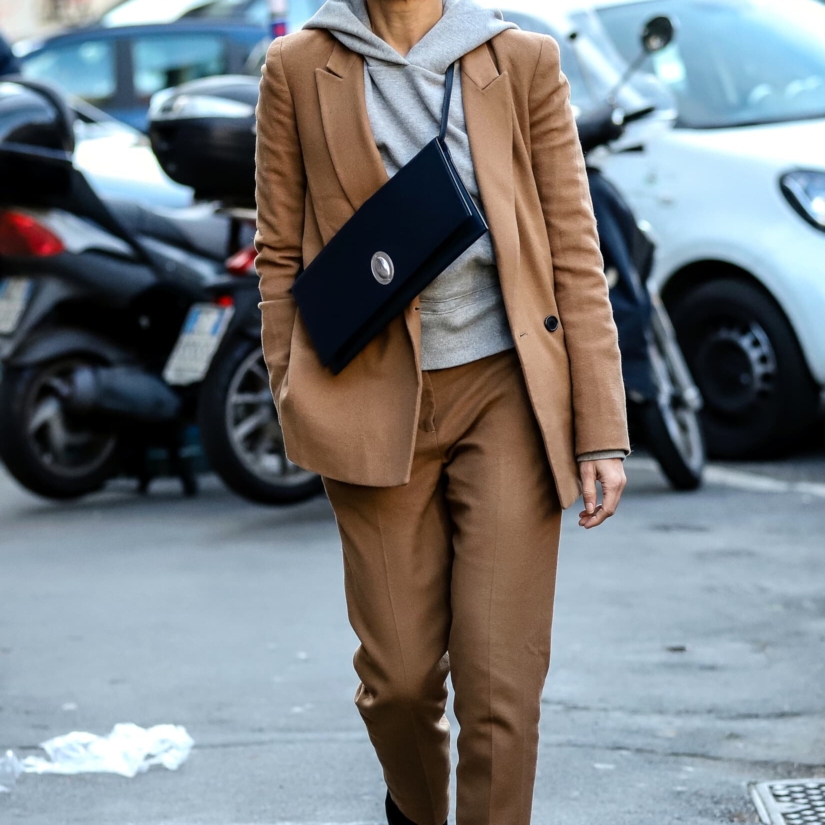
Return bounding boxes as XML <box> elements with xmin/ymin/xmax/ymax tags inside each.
<box><xmin>494</xmin><ymin>0</ymin><xmax>825</xmax><ymax>459</ymax></box>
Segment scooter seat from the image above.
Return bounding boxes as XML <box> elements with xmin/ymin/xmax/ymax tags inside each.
<box><xmin>106</xmin><ymin>200</ymin><xmax>232</xmax><ymax>262</ymax></box>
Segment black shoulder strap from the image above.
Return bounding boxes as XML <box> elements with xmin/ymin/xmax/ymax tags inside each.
<box><xmin>439</xmin><ymin>62</ymin><xmax>456</xmax><ymax>142</ymax></box>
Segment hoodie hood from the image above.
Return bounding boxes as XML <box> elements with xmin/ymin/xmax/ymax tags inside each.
<box><xmin>304</xmin><ymin>0</ymin><xmax>515</xmax><ymax>72</ymax></box>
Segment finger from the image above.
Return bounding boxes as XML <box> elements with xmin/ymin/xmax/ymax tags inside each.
<box><xmin>600</xmin><ymin>478</ymin><xmax>622</xmax><ymax>520</ymax></box>
<box><xmin>580</xmin><ymin>463</ymin><xmax>598</xmax><ymax>515</ymax></box>
<box><xmin>586</xmin><ymin>506</ymin><xmax>611</xmax><ymax>528</ymax></box>
<box><xmin>579</xmin><ymin>505</ymin><xmax>608</xmax><ymax>529</ymax></box>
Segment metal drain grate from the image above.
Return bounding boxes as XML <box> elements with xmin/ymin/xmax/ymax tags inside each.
<box><xmin>751</xmin><ymin>779</ymin><xmax>825</xmax><ymax>825</ymax></box>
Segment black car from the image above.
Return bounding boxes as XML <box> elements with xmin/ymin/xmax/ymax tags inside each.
<box><xmin>14</xmin><ymin>21</ymin><xmax>267</xmax><ymax>132</ymax></box>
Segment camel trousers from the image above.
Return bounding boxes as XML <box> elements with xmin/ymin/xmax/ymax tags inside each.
<box><xmin>323</xmin><ymin>348</ymin><xmax>563</xmax><ymax>825</ymax></box>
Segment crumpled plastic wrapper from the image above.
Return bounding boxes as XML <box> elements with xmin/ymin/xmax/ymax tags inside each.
<box><xmin>4</xmin><ymin>723</ymin><xmax>193</xmax><ymax>785</ymax></box>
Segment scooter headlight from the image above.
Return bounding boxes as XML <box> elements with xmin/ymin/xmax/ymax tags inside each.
<box><xmin>780</xmin><ymin>170</ymin><xmax>825</xmax><ymax>233</ymax></box>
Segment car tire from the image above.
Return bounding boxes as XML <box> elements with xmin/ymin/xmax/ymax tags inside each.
<box><xmin>669</xmin><ymin>277</ymin><xmax>818</xmax><ymax>459</ymax></box>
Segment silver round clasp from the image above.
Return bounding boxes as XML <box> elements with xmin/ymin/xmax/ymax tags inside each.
<box><xmin>371</xmin><ymin>251</ymin><xmax>394</xmax><ymax>285</ymax></box>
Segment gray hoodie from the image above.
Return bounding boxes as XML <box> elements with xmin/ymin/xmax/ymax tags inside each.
<box><xmin>305</xmin><ymin>0</ymin><xmax>517</xmax><ymax>370</ymax></box>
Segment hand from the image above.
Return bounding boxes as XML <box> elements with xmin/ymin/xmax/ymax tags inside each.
<box><xmin>578</xmin><ymin>458</ymin><xmax>627</xmax><ymax>529</ymax></box>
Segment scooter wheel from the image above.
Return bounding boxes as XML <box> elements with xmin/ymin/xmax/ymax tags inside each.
<box><xmin>197</xmin><ymin>337</ymin><xmax>323</xmax><ymax>505</ymax></box>
<box><xmin>0</xmin><ymin>359</ymin><xmax>119</xmax><ymax>499</ymax></box>
<box><xmin>643</xmin><ymin>398</ymin><xmax>704</xmax><ymax>491</ymax></box>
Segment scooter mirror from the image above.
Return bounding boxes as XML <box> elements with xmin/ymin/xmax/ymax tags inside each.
<box><xmin>641</xmin><ymin>16</ymin><xmax>675</xmax><ymax>53</ymax></box>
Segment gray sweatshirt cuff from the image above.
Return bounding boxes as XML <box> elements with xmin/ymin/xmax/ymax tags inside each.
<box><xmin>577</xmin><ymin>450</ymin><xmax>628</xmax><ymax>462</ymax></box>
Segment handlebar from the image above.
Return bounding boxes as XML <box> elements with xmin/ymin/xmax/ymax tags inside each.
<box><xmin>576</xmin><ymin>104</ymin><xmax>657</xmax><ymax>153</ymax></box>
<box><xmin>623</xmin><ymin>105</ymin><xmax>657</xmax><ymax>124</ymax></box>
<box><xmin>576</xmin><ymin>104</ymin><xmax>624</xmax><ymax>154</ymax></box>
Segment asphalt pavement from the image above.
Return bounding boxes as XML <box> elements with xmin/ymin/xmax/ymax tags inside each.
<box><xmin>1</xmin><ymin>444</ymin><xmax>824</xmax><ymax>825</ymax></box>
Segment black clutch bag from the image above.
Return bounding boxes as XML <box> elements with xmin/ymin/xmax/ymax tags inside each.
<box><xmin>291</xmin><ymin>62</ymin><xmax>488</xmax><ymax>375</ymax></box>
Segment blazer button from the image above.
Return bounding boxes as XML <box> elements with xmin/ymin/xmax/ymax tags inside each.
<box><xmin>544</xmin><ymin>315</ymin><xmax>559</xmax><ymax>332</ymax></box>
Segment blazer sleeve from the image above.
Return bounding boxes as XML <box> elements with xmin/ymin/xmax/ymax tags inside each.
<box><xmin>528</xmin><ymin>35</ymin><xmax>630</xmax><ymax>457</ymax></box>
<box><xmin>254</xmin><ymin>38</ymin><xmax>306</xmax><ymax>411</ymax></box>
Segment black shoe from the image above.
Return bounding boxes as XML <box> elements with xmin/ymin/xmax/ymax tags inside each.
<box><xmin>385</xmin><ymin>791</ymin><xmax>447</xmax><ymax>825</ymax></box>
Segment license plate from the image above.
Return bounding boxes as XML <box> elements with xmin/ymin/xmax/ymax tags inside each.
<box><xmin>0</xmin><ymin>277</ymin><xmax>33</xmax><ymax>335</ymax></box>
<box><xmin>163</xmin><ymin>303</ymin><xmax>234</xmax><ymax>386</ymax></box>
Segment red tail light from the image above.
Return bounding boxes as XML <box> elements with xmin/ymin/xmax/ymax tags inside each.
<box><xmin>0</xmin><ymin>211</ymin><xmax>65</xmax><ymax>257</ymax></box>
<box><xmin>225</xmin><ymin>246</ymin><xmax>257</xmax><ymax>277</ymax></box>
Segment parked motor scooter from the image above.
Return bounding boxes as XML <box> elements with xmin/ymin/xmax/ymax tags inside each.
<box><xmin>575</xmin><ymin>16</ymin><xmax>705</xmax><ymax>489</ymax></box>
<box><xmin>146</xmin><ymin>76</ymin><xmax>327</xmax><ymax>505</ymax></box>
<box><xmin>0</xmin><ymin>78</ymin><xmax>322</xmax><ymax>504</ymax></box>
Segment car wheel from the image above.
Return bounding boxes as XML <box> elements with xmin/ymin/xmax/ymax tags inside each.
<box><xmin>669</xmin><ymin>277</ymin><xmax>818</xmax><ymax>459</ymax></box>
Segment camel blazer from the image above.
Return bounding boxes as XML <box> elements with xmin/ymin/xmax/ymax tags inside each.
<box><xmin>255</xmin><ymin>27</ymin><xmax>630</xmax><ymax>510</ymax></box>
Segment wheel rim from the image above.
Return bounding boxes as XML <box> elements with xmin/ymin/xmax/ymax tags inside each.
<box><xmin>656</xmin><ymin>393</ymin><xmax>704</xmax><ymax>472</ymax></box>
<box><xmin>693</xmin><ymin>319</ymin><xmax>777</xmax><ymax>416</ymax></box>
<box><xmin>649</xmin><ymin>342</ymin><xmax>704</xmax><ymax>472</ymax></box>
<box><xmin>25</xmin><ymin>360</ymin><xmax>117</xmax><ymax>479</ymax></box>
<box><xmin>225</xmin><ymin>348</ymin><xmax>316</xmax><ymax>487</ymax></box>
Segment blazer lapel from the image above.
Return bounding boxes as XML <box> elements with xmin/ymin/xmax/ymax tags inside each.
<box><xmin>315</xmin><ymin>41</ymin><xmax>389</xmax><ymax>214</ymax></box>
<box><xmin>461</xmin><ymin>44</ymin><xmax>520</xmax><ymax>296</ymax></box>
